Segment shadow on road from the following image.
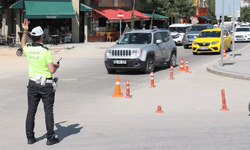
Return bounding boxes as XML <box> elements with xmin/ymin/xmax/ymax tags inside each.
<box><xmin>36</xmin><ymin>121</ymin><xmax>83</xmax><ymax>142</ymax></box>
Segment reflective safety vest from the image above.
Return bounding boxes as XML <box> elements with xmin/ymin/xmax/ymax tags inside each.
<box><xmin>23</xmin><ymin>43</ymin><xmax>53</xmax><ymax>78</ymax></box>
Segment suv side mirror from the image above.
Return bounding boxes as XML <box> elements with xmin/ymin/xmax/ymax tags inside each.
<box><xmin>156</xmin><ymin>39</ymin><xmax>163</xmax><ymax>44</ymax></box>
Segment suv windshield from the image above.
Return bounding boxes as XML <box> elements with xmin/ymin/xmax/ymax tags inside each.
<box><xmin>117</xmin><ymin>33</ymin><xmax>152</xmax><ymax>44</ymax></box>
<box><xmin>169</xmin><ymin>27</ymin><xmax>186</xmax><ymax>33</ymax></box>
<box><xmin>236</xmin><ymin>28</ymin><xmax>250</xmax><ymax>32</ymax></box>
<box><xmin>198</xmin><ymin>31</ymin><xmax>221</xmax><ymax>38</ymax></box>
<box><xmin>189</xmin><ymin>26</ymin><xmax>207</xmax><ymax>31</ymax></box>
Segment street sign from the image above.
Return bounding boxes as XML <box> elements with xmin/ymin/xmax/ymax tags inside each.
<box><xmin>117</xmin><ymin>12</ymin><xmax>124</xmax><ymax>19</ymax></box>
<box><xmin>215</xmin><ymin>0</ymin><xmax>240</xmax><ymax>17</ymax></box>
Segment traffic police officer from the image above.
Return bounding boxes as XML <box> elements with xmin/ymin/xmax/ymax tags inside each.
<box><xmin>21</xmin><ymin>19</ymin><xmax>60</xmax><ymax>145</ymax></box>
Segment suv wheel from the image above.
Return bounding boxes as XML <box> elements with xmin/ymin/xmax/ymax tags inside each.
<box><xmin>167</xmin><ymin>52</ymin><xmax>176</xmax><ymax>68</ymax></box>
<box><xmin>107</xmin><ymin>69</ymin><xmax>116</xmax><ymax>74</ymax></box>
<box><xmin>144</xmin><ymin>56</ymin><xmax>154</xmax><ymax>74</ymax></box>
<box><xmin>193</xmin><ymin>52</ymin><xmax>197</xmax><ymax>55</ymax></box>
<box><xmin>184</xmin><ymin>45</ymin><xmax>189</xmax><ymax>49</ymax></box>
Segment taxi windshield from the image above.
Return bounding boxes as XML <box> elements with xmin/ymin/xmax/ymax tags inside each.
<box><xmin>117</xmin><ymin>33</ymin><xmax>152</xmax><ymax>44</ymax></box>
<box><xmin>198</xmin><ymin>31</ymin><xmax>221</xmax><ymax>38</ymax></box>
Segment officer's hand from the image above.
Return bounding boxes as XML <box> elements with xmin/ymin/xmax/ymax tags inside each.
<box><xmin>55</xmin><ymin>61</ymin><xmax>60</xmax><ymax>68</ymax></box>
<box><xmin>22</xmin><ymin>19</ymin><xmax>29</xmax><ymax>31</ymax></box>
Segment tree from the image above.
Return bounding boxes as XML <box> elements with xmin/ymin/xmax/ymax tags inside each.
<box><xmin>207</xmin><ymin>0</ymin><xmax>217</xmax><ymax>25</ymax></box>
<box><xmin>174</xmin><ymin>0</ymin><xmax>197</xmax><ymax>21</ymax></box>
<box><xmin>159</xmin><ymin>0</ymin><xmax>197</xmax><ymax>22</ymax></box>
<box><xmin>146</xmin><ymin>0</ymin><xmax>173</xmax><ymax>28</ymax></box>
<box><xmin>131</xmin><ymin>0</ymin><xmax>136</xmax><ymax>30</ymax></box>
<box><xmin>238</xmin><ymin>6</ymin><xmax>250</xmax><ymax>22</ymax></box>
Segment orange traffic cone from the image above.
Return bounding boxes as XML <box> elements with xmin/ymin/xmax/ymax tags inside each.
<box><xmin>178</xmin><ymin>57</ymin><xmax>186</xmax><ymax>71</ymax></box>
<box><xmin>223</xmin><ymin>47</ymin><xmax>226</xmax><ymax>58</ymax></box>
<box><xmin>112</xmin><ymin>76</ymin><xmax>124</xmax><ymax>97</ymax></box>
<box><xmin>185</xmin><ymin>60</ymin><xmax>189</xmax><ymax>73</ymax></box>
<box><xmin>155</xmin><ymin>106</ymin><xmax>164</xmax><ymax>113</ymax></box>
<box><xmin>220</xmin><ymin>89</ymin><xmax>229</xmax><ymax>111</ymax></box>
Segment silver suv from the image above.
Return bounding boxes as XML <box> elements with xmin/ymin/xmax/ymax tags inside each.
<box><xmin>104</xmin><ymin>29</ymin><xmax>177</xmax><ymax>74</ymax></box>
<box><xmin>182</xmin><ymin>24</ymin><xmax>213</xmax><ymax>49</ymax></box>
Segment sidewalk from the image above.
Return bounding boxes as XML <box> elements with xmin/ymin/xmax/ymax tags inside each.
<box><xmin>207</xmin><ymin>43</ymin><xmax>250</xmax><ymax>80</ymax></box>
<box><xmin>0</xmin><ymin>43</ymin><xmax>74</xmax><ymax>59</ymax></box>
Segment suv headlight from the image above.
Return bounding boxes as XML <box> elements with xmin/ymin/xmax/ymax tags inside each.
<box><xmin>211</xmin><ymin>41</ymin><xmax>219</xmax><ymax>45</ymax></box>
<box><xmin>131</xmin><ymin>49</ymin><xmax>140</xmax><ymax>57</ymax></box>
<box><xmin>106</xmin><ymin>49</ymin><xmax>112</xmax><ymax>57</ymax></box>
<box><xmin>192</xmin><ymin>42</ymin><xmax>197</xmax><ymax>45</ymax></box>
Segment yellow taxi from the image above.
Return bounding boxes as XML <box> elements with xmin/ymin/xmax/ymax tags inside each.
<box><xmin>192</xmin><ymin>27</ymin><xmax>232</xmax><ymax>55</ymax></box>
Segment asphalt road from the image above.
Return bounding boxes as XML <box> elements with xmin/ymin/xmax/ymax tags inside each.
<box><xmin>0</xmin><ymin>42</ymin><xmax>250</xmax><ymax>150</ymax></box>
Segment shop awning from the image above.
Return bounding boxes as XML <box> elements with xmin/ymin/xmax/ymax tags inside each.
<box><xmin>198</xmin><ymin>15</ymin><xmax>212</xmax><ymax>21</ymax></box>
<box><xmin>143</xmin><ymin>13</ymin><xmax>169</xmax><ymax>20</ymax></box>
<box><xmin>10</xmin><ymin>0</ymin><xmax>23</xmax><ymax>9</ymax></box>
<box><xmin>80</xmin><ymin>3</ymin><xmax>92</xmax><ymax>11</ymax></box>
<box><xmin>25</xmin><ymin>0</ymin><xmax>76</xmax><ymax>19</ymax></box>
<box><xmin>93</xmin><ymin>8</ymin><xmax>150</xmax><ymax>23</ymax></box>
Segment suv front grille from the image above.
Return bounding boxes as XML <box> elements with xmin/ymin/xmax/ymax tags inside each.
<box><xmin>197</xmin><ymin>42</ymin><xmax>210</xmax><ymax>46</ymax></box>
<box><xmin>111</xmin><ymin>50</ymin><xmax>131</xmax><ymax>56</ymax></box>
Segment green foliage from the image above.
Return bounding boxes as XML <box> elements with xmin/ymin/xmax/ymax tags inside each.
<box><xmin>158</xmin><ymin>0</ymin><xmax>197</xmax><ymax>20</ymax></box>
<box><xmin>238</xmin><ymin>6</ymin><xmax>250</xmax><ymax>22</ymax></box>
<box><xmin>207</xmin><ymin>0</ymin><xmax>217</xmax><ymax>24</ymax></box>
<box><xmin>145</xmin><ymin>0</ymin><xmax>173</xmax><ymax>27</ymax></box>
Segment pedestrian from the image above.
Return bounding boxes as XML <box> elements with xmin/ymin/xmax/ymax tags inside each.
<box><xmin>55</xmin><ymin>28</ymin><xmax>61</xmax><ymax>44</ymax></box>
<box><xmin>21</xmin><ymin>18</ymin><xmax>60</xmax><ymax>146</ymax></box>
<box><xmin>44</xmin><ymin>25</ymin><xmax>50</xmax><ymax>44</ymax></box>
<box><xmin>123</xmin><ymin>24</ymin><xmax>131</xmax><ymax>33</ymax></box>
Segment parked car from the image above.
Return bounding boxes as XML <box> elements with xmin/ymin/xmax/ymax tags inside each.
<box><xmin>104</xmin><ymin>29</ymin><xmax>177</xmax><ymax>74</ymax></box>
<box><xmin>168</xmin><ymin>23</ymin><xmax>192</xmax><ymax>45</ymax></box>
<box><xmin>192</xmin><ymin>27</ymin><xmax>232</xmax><ymax>55</ymax></box>
<box><xmin>234</xmin><ymin>27</ymin><xmax>250</xmax><ymax>42</ymax></box>
<box><xmin>182</xmin><ymin>24</ymin><xmax>213</xmax><ymax>49</ymax></box>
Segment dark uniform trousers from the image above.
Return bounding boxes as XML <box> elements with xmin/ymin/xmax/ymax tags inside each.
<box><xmin>26</xmin><ymin>80</ymin><xmax>55</xmax><ymax>139</ymax></box>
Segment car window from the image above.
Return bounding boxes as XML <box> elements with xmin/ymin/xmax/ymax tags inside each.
<box><xmin>198</xmin><ymin>31</ymin><xmax>221</xmax><ymax>38</ymax></box>
<box><xmin>161</xmin><ymin>32</ymin><xmax>170</xmax><ymax>42</ymax></box>
<box><xmin>117</xmin><ymin>33</ymin><xmax>152</xmax><ymax>44</ymax></box>
<box><xmin>169</xmin><ymin>27</ymin><xmax>186</xmax><ymax>33</ymax></box>
<box><xmin>236</xmin><ymin>28</ymin><xmax>250</xmax><ymax>32</ymax></box>
<box><xmin>154</xmin><ymin>33</ymin><xmax>163</xmax><ymax>43</ymax></box>
<box><xmin>224</xmin><ymin>30</ymin><xmax>228</xmax><ymax>36</ymax></box>
<box><xmin>189</xmin><ymin>26</ymin><xmax>207</xmax><ymax>31</ymax></box>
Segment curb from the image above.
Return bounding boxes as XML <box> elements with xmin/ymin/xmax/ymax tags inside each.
<box><xmin>207</xmin><ymin>65</ymin><xmax>250</xmax><ymax>80</ymax></box>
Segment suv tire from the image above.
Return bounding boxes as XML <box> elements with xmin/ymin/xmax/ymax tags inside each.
<box><xmin>144</xmin><ymin>56</ymin><xmax>154</xmax><ymax>74</ymax></box>
<box><xmin>107</xmin><ymin>69</ymin><xmax>116</xmax><ymax>74</ymax></box>
<box><xmin>184</xmin><ymin>45</ymin><xmax>189</xmax><ymax>49</ymax></box>
<box><xmin>193</xmin><ymin>52</ymin><xmax>197</xmax><ymax>55</ymax></box>
<box><xmin>167</xmin><ymin>52</ymin><xmax>176</xmax><ymax>68</ymax></box>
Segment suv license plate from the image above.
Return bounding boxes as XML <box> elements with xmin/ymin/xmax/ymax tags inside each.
<box><xmin>200</xmin><ymin>47</ymin><xmax>208</xmax><ymax>50</ymax></box>
<box><xmin>113</xmin><ymin>60</ymin><xmax>127</xmax><ymax>64</ymax></box>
